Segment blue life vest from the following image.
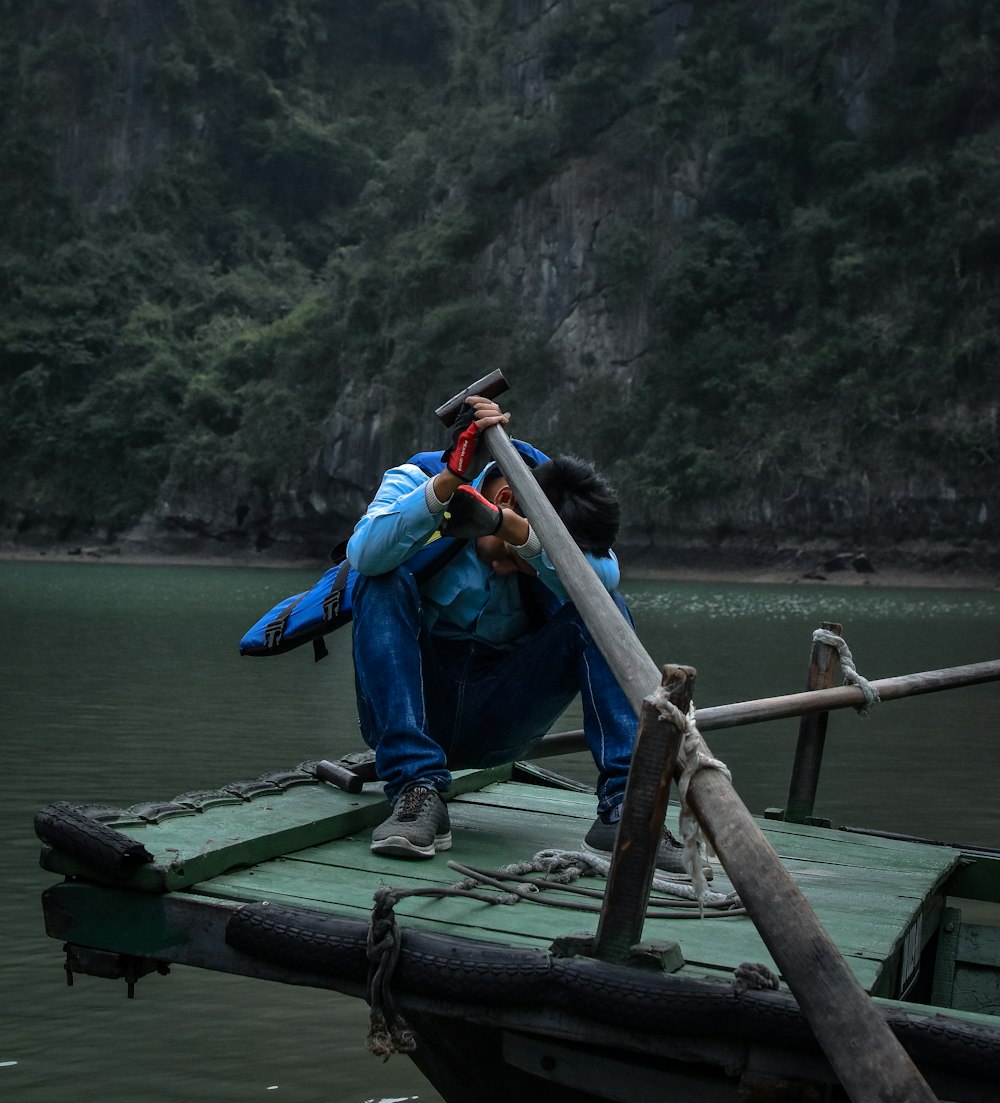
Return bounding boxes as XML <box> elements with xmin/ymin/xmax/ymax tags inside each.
<box><xmin>239</xmin><ymin>440</ymin><xmax>549</xmax><ymax>661</ymax></box>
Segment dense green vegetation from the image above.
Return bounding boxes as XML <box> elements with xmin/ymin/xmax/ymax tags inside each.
<box><xmin>0</xmin><ymin>0</ymin><xmax>997</xmax><ymax>549</ymax></box>
<box><xmin>0</xmin><ymin>0</ymin><xmax>480</xmax><ymax>530</ymax></box>
<box><xmin>619</xmin><ymin>0</ymin><xmax>1000</xmax><ymax>535</ymax></box>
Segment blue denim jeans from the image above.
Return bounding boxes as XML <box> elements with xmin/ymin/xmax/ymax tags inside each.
<box><xmin>351</xmin><ymin>567</ymin><xmax>637</xmax><ymax>813</ymax></box>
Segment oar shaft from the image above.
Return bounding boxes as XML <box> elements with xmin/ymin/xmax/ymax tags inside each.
<box><xmin>528</xmin><ymin>659</ymin><xmax>1000</xmax><ymax>760</ymax></box>
<box><xmin>484</xmin><ymin>423</ymin><xmax>937</xmax><ymax>1103</ymax></box>
<box><xmin>698</xmin><ymin>659</ymin><xmax>1000</xmax><ymax>731</ymax></box>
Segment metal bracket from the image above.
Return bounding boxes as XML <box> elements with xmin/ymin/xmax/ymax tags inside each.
<box><xmin>63</xmin><ymin>943</ymin><xmax>170</xmax><ymax>998</ymax></box>
<box><xmin>548</xmin><ymin>933</ymin><xmax>684</xmax><ymax>973</ymax></box>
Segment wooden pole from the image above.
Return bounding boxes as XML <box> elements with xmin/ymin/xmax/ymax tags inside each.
<box><xmin>592</xmin><ymin>667</ymin><xmax>690</xmax><ymax>963</ymax></box>
<box><xmin>483</xmin><ymin>423</ymin><xmax>938</xmax><ymax>1103</ymax></box>
<box><xmin>693</xmin><ymin>659</ymin><xmax>1000</xmax><ymax>728</ymax></box>
<box><xmin>524</xmin><ymin>658</ymin><xmax>1000</xmax><ymax>761</ymax></box>
<box><xmin>784</xmin><ymin>620</ymin><xmax>842</xmax><ymax>823</ymax></box>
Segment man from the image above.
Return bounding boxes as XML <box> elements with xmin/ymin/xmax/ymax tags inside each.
<box><xmin>347</xmin><ymin>395</ymin><xmax>692</xmax><ymax>876</ymax></box>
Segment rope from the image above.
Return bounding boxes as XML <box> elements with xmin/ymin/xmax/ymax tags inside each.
<box><xmin>366</xmin><ymin>887</ymin><xmax>416</xmax><ymax>1060</ymax></box>
<box><xmin>449</xmin><ymin>854</ymin><xmax>743</xmax><ymax>914</ymax></box>
<box><xmin>812</xmin><ymin>628</ymin><xmax>881</xmax><ymax>717</ymax></box>
<box><xmin>733</xmin><ymin>961</ymin><xmax>780</xmax><ymax>995</ymax></box>
<box><xmin>648</xmin><ymin>689</ymin><xmax>731</xmax><ymax>912</ymax></box>
<box><xmin>364</xmin><ymin>842</ymin><xmax>744</xmax><ymax>1055</ymax></box>
<box><xmin>364</xmin><ymin>875</ymin><xmax>546</xmax><ymax>1056</ymax></box>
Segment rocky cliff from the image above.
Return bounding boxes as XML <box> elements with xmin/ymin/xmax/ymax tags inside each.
<box><xmin>1</xmin><ymin>0</ymin><xmax>997</xmax><ymax>577</ymax></box>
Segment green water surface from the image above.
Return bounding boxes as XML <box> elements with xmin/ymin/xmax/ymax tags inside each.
<box><xmin>2</xmin><ymin>560</ymin><xmax>998</xmax><ymax>1102</ymax></box>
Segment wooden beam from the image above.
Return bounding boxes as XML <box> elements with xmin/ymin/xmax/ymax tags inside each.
<box><xmin>697</xmin><ymin>659</ymin><xmax>1000</xmax><ymax>730</ymax></box>
<box><xmin>592</xmin><ymin>667</ymin><xmax>689</xmax><ymax>963</ymax></box>
<box><xmin>484</xmin><ymin>422</ymin><xmax>938</xmax><ymax>1103</ymax></box>
<box><xmin>784</xmin><ymin>620</ymin><xmax>842</xmax><ymax>823</ymax></box>
<box><xmin>526</xmin><ymin>658</ymin><xmax>1000</xmax><ymax>761</ymax></box>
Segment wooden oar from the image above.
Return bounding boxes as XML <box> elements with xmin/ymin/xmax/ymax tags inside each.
<box><xmin>528</xmin><ymin>657</ymin><xmax>1000</xmax><ymax>760</ymax></box>
<box><xmin>327</xmin><ymin>659</ymin><xmax>1000</xmax><ymax>789</ymax></box>
<box><xmin>479</xmin><ymin>415</ymin><xmax>938</xmax><ymax>1103</ymax></box>
<box><xmin>527</xmin><ymin>652</ymin><xmax>1000</xmax><ymax>758</ymax></box>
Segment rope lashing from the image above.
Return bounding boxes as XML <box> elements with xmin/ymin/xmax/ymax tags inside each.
<box><xmin>648</xmin><ymin>688</ymin><xmax>732</xmax><ymax>912</ymax></box>
<box><xmin>450</xmin><ymin>852</ymin><xmax>743</xmax><ymax>912</ymax></box>
<box><xmin>812</xmin><ymin>628</ymin><xmax>881</xmax><ymax>717</ymax></box>
<box><xmin>365</xmin><ymin>869</ymin><xmax>559</xmax><ymax>1058</ymax></box>
<box><xmin>366</xmin><ymin>887</ymin><xmax>416</xmax><ymax>1060</ymax></box>
<box><xmin>733</xmin><ymin>961</ymin><xmax>781</xmax><ymax>995</ymax></box>
<box><xmin>364</xmin><ymin>841</ymin><xmax>745</xmax><ymax>1057</ymax></box>
<box><xmin>365</xmin><ymin>872</ymin><xmax>538</xmax><ymax>1058</ymax></box>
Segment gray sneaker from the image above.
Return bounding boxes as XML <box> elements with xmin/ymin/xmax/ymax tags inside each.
<box><xmin>582</xmin><ymin>817</ymin><xmax>713</xmax><ymax>881</ymax></box>
<box><xmin>371</xmin><ymin>785</ymin><xmax>452</xmax><ymax>859</ymax></box>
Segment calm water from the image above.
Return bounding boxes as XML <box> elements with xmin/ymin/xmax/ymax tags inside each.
<box><xmin>2</xmin><ymin>560</ymin><xmax>999</xmax><ymax>1102</ymax></box>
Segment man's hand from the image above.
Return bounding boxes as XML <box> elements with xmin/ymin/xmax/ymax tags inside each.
<box><xmin>440</xmin><ymin>395</ymin><xmax>510</xmax><ymax>483</ymax></box>
<box><xmin>442</xmin><ymin>404</ymin><xmax>484</xmax><ymax>481</ymax></box>
<box><xmin>440</xmin><ymin>484</ymin><xmax>503</xmax><ymax>539</ymax></box>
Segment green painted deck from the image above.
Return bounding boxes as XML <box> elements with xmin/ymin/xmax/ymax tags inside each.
<box><xmin>40</xmin><ymin>767</ymin><xmax>960</xmax><ymax>1000</ymax></box>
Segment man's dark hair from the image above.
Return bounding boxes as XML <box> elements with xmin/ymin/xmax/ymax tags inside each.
<box><xmin>533</xmin><ymin>455</ymin><xmax>620</xmax><ymax>557</ymax></box>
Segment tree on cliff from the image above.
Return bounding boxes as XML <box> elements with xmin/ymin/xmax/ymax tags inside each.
<box><xmin>0</xmin><ymin>0</ymin><xmax>996</xmax><ymax>565</ymax></box>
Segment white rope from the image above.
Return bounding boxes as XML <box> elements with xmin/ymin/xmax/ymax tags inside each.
<box><xmin>648</xmin><ymin>689</ymin><xmax>732</xmax><ymax>911</ymax></box>
<box><xmin>525</xmin><ymin>849</ymin><xmax>740</xmax><ymax>907</ymax></box>
<box><xmin>812</xmin><ymin>629</ymin><xmax>881</xmax><ymax>717</ymax></box>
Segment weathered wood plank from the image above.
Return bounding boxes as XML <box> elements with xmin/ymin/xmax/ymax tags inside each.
<box><xmin>43</xmin><ymin>882</ymin><xmax>369</xmax><ymax>995</ymax></box>
<box><xmin>179</xmin><ymin>782</ymin><xmax>950</xmax><ymax>996</ymax></box>
<box><xmin>200</xmin><ymin>844</ymin><xmax>899</xmax><ymax>992</ymax></box>
<box><xmin>198</xmin><ymin>864</ymin><xmax>817</xmax><ymax>984</ymax></box>
<box><xmin>198</xmin><ymin>871</ymin><xmax>608</xmax><ymax>952</ymax></box>
<box><xmin>39</xmin><ymin>765</ymin><xmax>513</xmax><ymax>892</ymax></box>
<box><xmin>284</xmin><ymin>847</ymin><xmax>924</xmax><ymax>946</ymax></box>
<box><xmin>286</xmin><ymin>817</ymin><xmax>957</xmax><ymax>939</ymax></box>
<box><xmin>39</xmin><ymin>761</ymin><xmax>954</xmax><ymax>1011</ymax></box>
<box><xmin>760</xmin><ymin>828</ymin><xmax>961</xmax><ymax>872</ymax></box>
<box><xmin>469</xmin><ymin>782</ymin><xmax>960</xmax><ymax>879</ymax></box>
<box><xmin>952</xmin><ymin>964</ymin><xmax>1000</xmax><ymax>1017</ymax></box>
<box><xmin>957</xmin><ymin>922</ymin><xmax>1000</xmax><ymax>968</ymax></box>
<box><xmin>458</xmin><ymin>784</ymin><xmax>597</xmax><ymax>817</ymax></box>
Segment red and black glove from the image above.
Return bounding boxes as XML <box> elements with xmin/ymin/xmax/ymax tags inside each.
<box><xmin>440</xmin><ymin>484</ymin><xmax>503</xmax><ymax>539</ymax></box>
<box><xmin>441</xmin><ymin>404</ymin><xmax>487</xmax><ymax>481</ymax></box>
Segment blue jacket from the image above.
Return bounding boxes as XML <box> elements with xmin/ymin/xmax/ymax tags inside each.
<box><xmin>240</xmin><ymin>440</ymin><xmax>619</xmax><ymax>658</ymax></box>
<box><xmin>347</xmin><ymin>450</ymin><xmax>620</xmax><ymax>648</ymax></box>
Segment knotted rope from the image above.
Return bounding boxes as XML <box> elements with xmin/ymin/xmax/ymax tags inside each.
<box><xmin>366</xmin><ymin>887</ymin><xmax>416</xmax><ymax>1060</ymax></box>
<box><xmin>648</xmin><ymin>689</ymin><xmax>731</xmax><ymax>912</ymax></box>
<box><xmin>812</xmin><ymin>628</ymin><xmax>880</xmax><ymax>716</ymax></box>
<box><xmin>450</xmin><ymin>851</ymin><xmax>742</xmax><ymax>912</ymax></box>
<box><xmin>365</xmin><ymin>841</ymin><xmax>744</xmax><ymax>1056</ymax></box>
<box><xmin>365</xmin><ymin>877</ymin><xmax>535</xmax><ymax>1057</ymax></box>
<box><xmin>733</xmin><ymin>961</ymin><xmax>781</xmax><ymax>995</ymax></box>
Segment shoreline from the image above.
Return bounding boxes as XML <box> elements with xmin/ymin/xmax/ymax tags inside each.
<box><xmin>2</xmin><ymin>546</ymin><xmax>996</xmax><ymax>591</ymax></box>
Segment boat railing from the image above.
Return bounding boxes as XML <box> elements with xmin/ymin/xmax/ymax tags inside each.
<box><xmin>527</xmin><ymin>648</ymin><xmax>1000</xmax><ymax>816</ymax></box>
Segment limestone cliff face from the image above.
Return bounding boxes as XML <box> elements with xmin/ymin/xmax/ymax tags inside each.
<box><xmin>475</xmin><ymin>0</ymin><xmax>689</xmax><ymax>389</ymax></box>
<box><xmin>284</xmin><ymin>1</ymin><xmax>691</xmax><ymax>555</ymax></box>
<box><xmin>134</xmin><ymin>0</ymin><xmax>995</xmax><ymax>572</ymax></box>
<box><xmin>108</xmin><ymin>2</ymin><xmax>680</xmax><ymax>561</ymax></box>
<box><xmin>4</xmin><ymin>0</ymin><xmax>995</xmax><ymax>576</ymax></box>
<box><xmin>476</xmin><ymin>152</ymin><xmax>656</xmax><ymax>385</ymax></box>
<box><xmin>51</xmin><ymin>3</ymin><xmax>181</xmax><ymax>212</ymax></box>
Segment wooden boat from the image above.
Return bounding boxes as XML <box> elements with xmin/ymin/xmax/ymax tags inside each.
<box><xmin>34</xmin><ymin>691</ymin><xmax>1000</xmax><ymax>1103</ymax></box>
